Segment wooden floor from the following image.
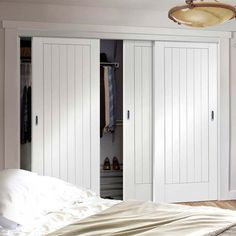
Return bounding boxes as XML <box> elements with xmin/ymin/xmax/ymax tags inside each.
<box><xmin>179</xmin><ymin>201</ymin><xmax>236</xmax><ymax>210</ymax></box>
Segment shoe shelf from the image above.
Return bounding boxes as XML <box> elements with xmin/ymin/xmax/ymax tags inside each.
<box><xmin>100</xmin><ymin>164</ymin><xmax>123</xmax><ymax>200</ymax></box>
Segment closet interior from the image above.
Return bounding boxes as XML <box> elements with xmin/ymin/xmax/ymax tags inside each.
<box><xmin>20</xmin><ymin>37</ymin><xmax>32</xmax><ymax>171</ymax></box>
<box><xmin>100</xmin><ymin>40</ymin><xmax>123</xmax><ymax>200</ymax></box>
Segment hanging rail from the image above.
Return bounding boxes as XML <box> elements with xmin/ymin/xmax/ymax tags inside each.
<box><xmin>100</xmin><ymin>62</ymin><xmax>119</xmax><ymax>69</ymax></box>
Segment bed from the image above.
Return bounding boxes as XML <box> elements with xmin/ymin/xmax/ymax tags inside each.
<box><xmin>1</xmin><ymin>169</ymin><xmax>236</xmax><ymax>236</ymax></box>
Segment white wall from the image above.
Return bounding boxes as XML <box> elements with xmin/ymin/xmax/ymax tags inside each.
<box><xmin>0</xmin><ymin>2</ymin><xmax>173</xmax><ymax>27</ymax></box>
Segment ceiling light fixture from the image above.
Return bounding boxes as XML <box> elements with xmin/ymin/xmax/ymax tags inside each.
<box><xmin>168</xmin><ymin>0</ymin><xmax>236</xmax><ymax>27</ymax></box>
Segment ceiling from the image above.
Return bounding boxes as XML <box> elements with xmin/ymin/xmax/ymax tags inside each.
<box><xmin>1</xmin><ymin>0</ymin><xmax>235</xmax><ymax>11</ymax></box>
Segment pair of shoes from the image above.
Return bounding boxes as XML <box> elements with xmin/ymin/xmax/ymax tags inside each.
<box><xmin>103</xmin><ymin>157</ymin><xmax>120</xmax><ymax>171</ymax></box>
<box><xmin>112</xmin><ymin>156</ymin><xmax>120</xmax><ymax>170</ymax></box>
<box><xmin>103</xmin><ymin>157</ymin><xmax>111</xmax><ymax>170</ymax></box>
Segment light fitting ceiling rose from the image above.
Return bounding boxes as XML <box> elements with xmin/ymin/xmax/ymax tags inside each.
<box><xmin>168</xmin><ymin>0</ymin><xmax>236</xmax><ymax>27</ymax></box>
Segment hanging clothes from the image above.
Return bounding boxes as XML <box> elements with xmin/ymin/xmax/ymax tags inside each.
<box><xmin>101</xmin><ymin>65</ymin><xmax>116</xmax><ymax>135</ymax></box>
<box><xmin>27</xmin><ymin>86</ymin><xmax>32</xmax><ymax>142</ymax></box>
<box><xmin>21</xmin><ymin>86</ymin><xmax>28</xmax><ymax>144</ymax></box>
<box><xmin>104</xmin><ymin>67</ymin><xmax>110</xmax><ymax>128</ymax></box>
<box><xmin>100</xmin><ymin>66</ymin><xmax>106</xmax><ymax>137</ymax></box>
<box><xmin>108</xmin><ymin>66</ymin><xmax>115</xmax><ymax>131</ymax></box>
<box><xmin>20</xmin><ymin>62</ymin><xmax>32</xmax><ymax>144</ymax></box>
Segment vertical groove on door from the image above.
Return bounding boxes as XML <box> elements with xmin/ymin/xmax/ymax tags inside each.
<box><xmin>82</xmin><ymin>46</ymin><xmax>91</xmax><ymax>189</ymax></box>
<box><xmin>68</xmin><ymin>45</ymin><xmax>76</xmax><ymax>184</ymax></box>
<box><xmin>187</xmin><ymin>49</ymin><xmax>195</xmax><ymax>183</ymax></box>
<box><xmin>75</xmin><ymin>45</ymin><xmax>83</xmax><ymax>187</ymax></box>
<box><xmin>44</xmin><ymin>44</ymin><xmax>52</xmax><ymax>176</ymax></box>
<box><xmin>51</xmin><ymin>45</ymin><xmax>60</xmax><ymax>178</ymax></box>
<box><xmin>134</xmin><ymin>46</ymin><xmax>143</xmax><ymax>184</ymax></box>
<box><xmin>165</xmin><ymin>48</ymin><xmax>173</xmax><ymax>184</ymax></box>
<box><xmin>179</xmin><ymin>48</ymin><xmax>187</xmax><ymax>184</ymax></box>
<box><xmin>142</xmin><ymin>46</ymin><xmax>152</xmax><ymax>183</ymax></box>
<box><xmin>172</xmin><ymin>48</ymin><xmax>180</xmax><ymax>184</ymax></box>
<box><xmin>201</xmin><ymin>49</ymin><xmax>209</xmax><ymax>183</ymax></box>
<box><xmin>194</xmin><ymin>49</ymin><xmax>202</xmax><ymax>183</ymax></box>
<box><xmin>59</xmin><ymin>45</ymin><xmax>68</xmax><ymax>181</ymax></box>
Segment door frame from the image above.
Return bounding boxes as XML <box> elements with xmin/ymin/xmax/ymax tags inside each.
<box><xmin>3</xmin><ymin>20</ymin><xmax>231</xmax><ymax>199</ymax></box>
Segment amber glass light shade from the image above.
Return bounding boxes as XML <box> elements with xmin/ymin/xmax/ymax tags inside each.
<box><xmin>169</xmin><ymin>2</ymin><xmax>236</xmax><ymax>27</ymax></box>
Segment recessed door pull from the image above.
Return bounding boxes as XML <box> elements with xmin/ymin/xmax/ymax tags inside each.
<box><xmin>211</xmin><ymin>111</ymin><xmax>214</xmax><ymax>121</ymax></box>
<box><xmin>127</xmin><ymin>110</ymin><xmax>130</xmax><ymax>120</ymax></box>
<box><xmin>35</xmin><ymin>116</ymin><xmax>38</xmax><ymax>125</ymax></box>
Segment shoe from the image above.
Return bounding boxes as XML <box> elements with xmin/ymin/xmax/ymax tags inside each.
<box><xmin>112</xmin><ymin>156</ymin><xmax>120</xmax><ymax>170</ymax></box>
<box><xmin>103</xmin><ymin>157</ymin><xmax>111</xmax><ymax>170</ymax></box>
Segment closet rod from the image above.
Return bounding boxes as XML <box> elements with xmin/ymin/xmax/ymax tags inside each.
<box><xmin>100</xmin><ymin>62</ymin><xmax>119</xmax><ymax>69</ymax></box>
<box><xmin>21</xmin><ymin>59</ymin><xmax>31</xmax><ymax>63</ymax></box>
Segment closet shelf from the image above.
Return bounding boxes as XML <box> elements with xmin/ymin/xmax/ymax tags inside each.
<box><xmin>116</xmin><ymin>120</ymin><xmax>123</xmax><ymax>126</ymax></box>
<box><xmin>100</xmin><ymin>166</ymin><xmax>123</xmax><ymax>200</ymax></box>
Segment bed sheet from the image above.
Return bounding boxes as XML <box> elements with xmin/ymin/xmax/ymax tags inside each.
<box><xmin>0</xmin><ymin>197</ymin><xmax>119</xmax><ymax>236</ymax></box>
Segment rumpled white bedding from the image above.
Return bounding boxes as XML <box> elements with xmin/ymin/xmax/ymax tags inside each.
<box><xmin>0</xmin><ymin>197</ymin><xmax>120</xmax><ymax>236</ymax></box>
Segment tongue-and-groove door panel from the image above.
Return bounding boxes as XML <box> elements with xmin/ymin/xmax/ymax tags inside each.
<box><xmin>154</xmin><ymin>41</ymin><xmax>218</xmax><ymax>202</ymax></box>
<box><xmin>32</xmin><ymin>37</ymin><xmax>100</xmax><ymax>194</ymax></box>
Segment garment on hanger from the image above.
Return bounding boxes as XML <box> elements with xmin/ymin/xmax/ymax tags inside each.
<box><xmin>108</xmin><ymin>66</ymin><xmax>115</xmax><ymax>131</ymax></box>
<box><xmin>100</xmin><ymin>65</ymin><xmax>116</xmax><ymax>136</ymax></box>
<box><xmin>21</xmin><ymin>86</ymin><xmax>28</xmax><ymax>144</ymax></box>
<box><xmin>27</xmin><ymin>86</ymin><xmax>31</xmax><ymax>142</ymax></box>
<box><xmin>104</xmin><ymin>67</ymin><xmax>110</xmax><ymax>128</ymax></box>
<box><xmin>20</xmin><ymin>62</ymin><xmax>32</xmax><ymax>144</ymax></box>
<box><xmin>100</xmin><ymin>66</ymin><xmax>106</xmax><ymax>137</ymax></box>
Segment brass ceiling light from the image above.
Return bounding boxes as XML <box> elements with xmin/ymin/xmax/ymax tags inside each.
<box><xmin>168</xmin><ymin>0</ymin><xmax>236</xmax><ymax>27</ymax></box>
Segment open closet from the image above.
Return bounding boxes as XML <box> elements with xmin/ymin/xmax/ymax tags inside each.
<box><xmin>20</xmin><ymin>38</ymin><xmax>32</xmax><ymax>172</ymax></box>
<box><xmin>20</xmin><ymin>38</ymin><xmax>124</xmax><ymax>200</ymax></box>
<box><xmin>100</xmin><ymin>40</ymin><xmax>123</xmax><ymax>200</ymax></box>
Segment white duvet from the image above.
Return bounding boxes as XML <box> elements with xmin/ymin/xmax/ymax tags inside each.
<box><xmin>0</xmin><ymin>197</ymin><xmax>120</xmax><ymax>236</ymax></box>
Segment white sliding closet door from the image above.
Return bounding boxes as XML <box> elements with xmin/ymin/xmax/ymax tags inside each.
<box><xmin>154</xmin><ymin>41</ymin><xmax>218</xmax><ymax>202</ymax></box>
<box><xmin>124</xmin><ymin>41</ymin><xmax>153</xmax><ymax>200</ymax></box>
<box><xmin>32</xmin><ymin>37</ymin><xmax>100</xmax><ymax>194</ymax></box>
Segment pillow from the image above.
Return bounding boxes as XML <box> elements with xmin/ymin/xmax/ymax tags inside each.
<box><xmin>36</xmin><ymin>176</ymin><xmax>96</xmax><ymax>205</ymax></box>
<box><xmin>0</xmin><ymin>216</ymin><xmax>20</xmax><ymax>230</ymax></box>
<box><xmin>0</xmin><ymin>169</ymin><xmax>39</xmax><ymax>228</ymax></box>
<box><xmin>0</xmin><ymin>169</ymin><xmax>96</xmax><ymax>229</ymax></box>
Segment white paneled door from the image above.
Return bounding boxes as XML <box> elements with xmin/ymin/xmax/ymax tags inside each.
<box><xmin>154</xmin><ymin>42</ymin><xmax>218</xmax><ymax>202</ymax></box>
<box><xmin>124</xmin><ymin>41</ymin><xmax>153</xmax><ymax>200</ymax></box>
<box><xmin>32</xmin><ymin>38</ymin><xmax>100</xmax><ymax>194</ymax></box>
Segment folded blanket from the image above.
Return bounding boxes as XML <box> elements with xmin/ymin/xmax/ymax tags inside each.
<box><xmin>47</xmin><ymin>200</ymin><xmax>236</xmax><ymax>236</ymax></box>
